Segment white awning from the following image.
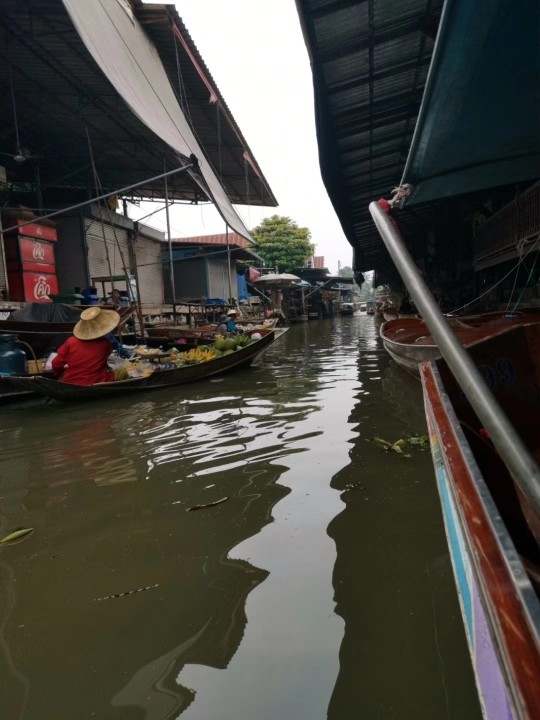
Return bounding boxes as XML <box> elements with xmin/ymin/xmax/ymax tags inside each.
<box><xmin>62</xmin><ymin>0</ymin><xmax>253</xmax><ymax>242</ymax></box>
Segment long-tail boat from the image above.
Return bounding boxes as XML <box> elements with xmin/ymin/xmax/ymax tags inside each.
<box><xmin>3</xmin><ymin>331</ymin><xmax>276</xmax><ymax>402</ymax></box>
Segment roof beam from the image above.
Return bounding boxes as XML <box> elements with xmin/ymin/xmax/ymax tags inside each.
<box><xmin>315</xmin><ymin>15</ymin><xmax>433</xmax><ymax>64</ymax></box>
<box><xmin>309</xmin><ymin>0</ymin><xmax>367</xmax><ymax>20</ymax></box>
<box><xmin>327</xmin><ymin>55</ymin><xmax>430</xmax><ymax>95</ymax></box>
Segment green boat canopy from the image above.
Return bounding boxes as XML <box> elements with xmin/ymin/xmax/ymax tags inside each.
<box><xmin>402</xmin><ymin>0</ymin><xmax>540</xmax><ymax>205</ymax></box>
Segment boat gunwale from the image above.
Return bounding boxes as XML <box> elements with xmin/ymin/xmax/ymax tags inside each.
<box><xmin>421</xmin><ymin>360</ymin><xmax>540</xmax><ymax>716</ymax></box>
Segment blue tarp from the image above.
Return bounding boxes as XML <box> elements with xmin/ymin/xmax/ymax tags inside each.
<box><xmin>237</xmin><ymin>273</ymin><xmax>250</xmax><ymax>302</ymax></box>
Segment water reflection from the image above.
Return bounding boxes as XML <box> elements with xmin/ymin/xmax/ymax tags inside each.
<box><xmin>0</xmin><ymin>318</ymin><xmax>480</xmax><ymax>719</ymax></box>
<box><xmin>328</xmin><ymin>333</ymin><xmax>482</xmax><ymax>719</ymax></box>
<box><xmin>0</xmin><ymin>323</ymin><xmax>340</xmax><ymax>719</ymax></box>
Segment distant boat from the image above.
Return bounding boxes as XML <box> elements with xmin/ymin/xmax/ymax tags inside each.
<box><xmin>340</xmin><ymin>302</ymin><xmax>355</xmax><ymax>315</ymax></box>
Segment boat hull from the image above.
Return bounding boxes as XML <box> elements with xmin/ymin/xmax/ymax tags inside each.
<box><xmin>381</xmin><ymin>312</ymin><xmax>540</xmax><ymax>378</ymax></box>
<box><xmin>421</xmin><ymin>361</ymin><xmax>540</xmax><ymax>719</ymax></box>
<box><xmin>381</xmin><ymin>333</ymin><xmax>440</xmax><ymax>376</ymax></box>
<box><xmin>4</xmin><ymin>331</ymin><xmax>276</xmax><ymax>402</ymax></box>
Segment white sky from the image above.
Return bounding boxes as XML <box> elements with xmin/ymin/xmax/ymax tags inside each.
<box><xmin>131</xmin><ymin>0</ymin><xmax>353</xmax><ymax>274</ymax></box>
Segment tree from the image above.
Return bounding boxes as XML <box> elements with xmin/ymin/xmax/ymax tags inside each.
<box><xmin>251</xmin><ymin>215</ymin><xmax>315</xmax><ymax>272</ymax></box>
<box><xmin>338</xmin><ymin>265</ymin><xmax>354</xmax><ymax>278</ymax></box>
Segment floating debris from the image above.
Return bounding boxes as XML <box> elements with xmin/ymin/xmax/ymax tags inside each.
<box><xmin>187</xmin><ymin>496</ymin><xmax>229</xmax><ymax>512</ymax></box>
<box><xmin>0</xmin><ymin>528</ymin><xmax>35</xmax><ymax>545</ymax></box>
<box><xmin>370</xmin><ymin>437</ymin><xmax>413</xmax><ymax>458</ymax></box>
<box><xmin>94</xmin><ymin>583</ymin><xmax>159</xmax><ymax>602</ymax></box>
<box><xmin>407</xmin><ymin>434</ymin><xmax>430</xmax><ymax>447</ymax></box>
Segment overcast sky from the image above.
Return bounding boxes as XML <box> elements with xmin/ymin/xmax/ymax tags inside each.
<box><xmin>134</xmin><ymin>0</ymin><xmax>353</xmax><ymax>274</ymax></box>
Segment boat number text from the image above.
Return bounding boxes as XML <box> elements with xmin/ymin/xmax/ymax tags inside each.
<box><xmin>478</xmin><ymin>358</ymin><xmax>516</xmax><ymax>390</ymax></box>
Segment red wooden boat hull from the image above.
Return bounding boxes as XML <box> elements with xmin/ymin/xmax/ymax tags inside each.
<box><xmin>381</xmin><ymin>311</ymin><xmax>540</xmax><ymax>377</ymax></box>
<box><xmin>420</xmin><ymin>324</ymin><xmax>540</xmax><ymax>718</ymax></box>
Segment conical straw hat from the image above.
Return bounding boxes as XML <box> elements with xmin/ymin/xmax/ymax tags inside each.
<box><xmin>73</xmin><ymin>307</ymin><xmax>120</xmax><ymax>340</ymax></box>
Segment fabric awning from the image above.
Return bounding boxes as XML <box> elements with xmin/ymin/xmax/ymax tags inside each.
<box><xmin>402</xmin><ymin>0</ymin><xmax>540</xmax><ymax>205</ymax></box>
<box><xmin>62</xmin><ymin>0</ymin><xmax>253</xmax><ymax>241</ymax></box>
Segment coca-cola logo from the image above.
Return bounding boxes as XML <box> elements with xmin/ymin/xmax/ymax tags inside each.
<box><xmin>34</xmin><ymin>276</ymin><xmax>51</xmax><ymax>300</ymax></box>
<box><xmin>33</xmin><ymin>242</ymin><xmax>45</xmax><ymax>260</ymax></box>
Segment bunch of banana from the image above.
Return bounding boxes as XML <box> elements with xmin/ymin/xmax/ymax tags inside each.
<box><xmin>182</xmin><ymin>347</ymin><xmax>217</xmax><ymax>363</ymax></box>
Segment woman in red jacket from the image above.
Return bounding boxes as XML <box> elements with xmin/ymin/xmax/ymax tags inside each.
<box><xmin>51</xmin><ymin>306</ymin><xmax>120</xmax><ymax>386</ymax></box>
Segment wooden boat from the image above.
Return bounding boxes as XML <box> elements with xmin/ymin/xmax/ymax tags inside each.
<box><xmin>380</xmin><ymin>311</ymin><xmax>540</xmax><ymax>377</ymax></box>
<box><xmin>340</xmin><ymin>302</ymin><xmax>355</xmax><ymax>316</ymax></box>
<box><xmin>147</xmin><ymin>318</ymin><xmax>277</xmax><ymax>342</ymax></box>
<box><xmin>382</xmin><ymin>308</ymin><xmax>416</xmax><ymax>322</ymax></box>
<box><xmin>420</xmin><ymin>323</ymin><xmax>540</xmax><ymax>718</ymax></box>
<box><xmin>2</xmin><ymin>331</ymin><xmax>276</xmax><ymax>402</ymax></box>
<box><xmin>0</xmin><ymin>306</ymin><xmax>134</xmax><ymax>357</ymax></box>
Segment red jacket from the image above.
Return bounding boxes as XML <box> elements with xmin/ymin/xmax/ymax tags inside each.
<box><xmin>51</xmin><ymin>336</ymin><xmax>114</xmax><ymax>386</ymax></box>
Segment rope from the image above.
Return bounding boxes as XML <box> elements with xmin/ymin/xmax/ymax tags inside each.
<box><xmin>85</xmin><ymin>126</ymin><xmax>115</xmax><ymax>288</ymax></box>
<box><xmin>389</xmin><ymin>184</ymin><xmax>414</xmax><ymax>207</ymax></box>
<box><xmin>505</xmin><ymin>244</ymin><xmax>524</xmax><ymax>311</ymax></box>
<box><xmin>173</xmin><ymin>29</ymin><xmax>192</xmax><ymax>125</ymax></box>
<box><xmin>216</xmin><ymin>103</ymin><xmax>222</xmax><ymax>180</ymax></box>
<box><xmin>85</xmin><ymin>127</ymin><xmax>146</xmax><ymax>337</ymax></box>
<box><xmin>448</xmin><ymin>234</ymin><xmax>540</xmax><ymax>315</ymax></box>
<box><xmin>244</xmin><ymin>157</ymin><xmax>251</xmax><ymax>228</ymax></box>
<box><xmin>510</xmin><ymin>248</ymin><xmax>539</xmax><ymax>313</ymax></box>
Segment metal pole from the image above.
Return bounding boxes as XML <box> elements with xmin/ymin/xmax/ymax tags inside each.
<box><xmin>1</xmin><ymin>164</ymin><xmax>193</xmax><ymax>236</ymax></box>
<box><xmin>226</xmin><ymin>224</ymin><xmax>233</xmax><ymax>303</ymax></box>
<box><xmin>0</xmin><ymin>213</ymin><xmax>9</xmax><ymax>299</ymax></box>
<box><xmin>163</xmin><ymin>163</ymin><xmax>176</xmax><ymax>317</ymax></box>
<box><xmin>369</xmin><ymin>201</ymin><xmax>540</xmax><ymax>515</ymax></box>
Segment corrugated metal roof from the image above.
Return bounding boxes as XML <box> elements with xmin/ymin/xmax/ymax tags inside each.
<box><xmin>0</xmin><ymin>0</ymin><xmax>276</xmax><ymax>208</ymax></box>
<box><xmin>172</xmin><ymin>233</ymin><xmax>252</xmax><ymax>248</ymax></box>
<box><xmin>171</xmin><ymin>232</ymin><xmax>261</xmax><ymax>262</ymax></box>
<box><xmin>296</xmin><ymin>0</ymin><xmax>443</xmax><ymax>271</ymax></box>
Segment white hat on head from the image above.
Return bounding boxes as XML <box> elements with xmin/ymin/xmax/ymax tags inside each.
<box><xmin>227</xmin><ymin>309</ymin><xmax>238</xmax><ymax>316</ymax></box>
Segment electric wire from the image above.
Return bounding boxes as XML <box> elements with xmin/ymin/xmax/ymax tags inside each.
<box><xmin>448</xmin><ymin>234</ymin><xmax>540</xmax><ymax>315</ymax></box>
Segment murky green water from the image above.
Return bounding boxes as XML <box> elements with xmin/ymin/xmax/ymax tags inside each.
<box><xmin>0</xmin><ymin>317</ymin><xmax>481</xmax><ymax>719</ymax></box>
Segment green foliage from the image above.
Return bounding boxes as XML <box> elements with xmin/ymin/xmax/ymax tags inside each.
<box><xmin>251</xmin><ymin>215</ymin><xmax>315</xmax><ymax>272</ymax></box>
<box><xmin>338</xmin><ymin>265</ymin><xmax>354</xmax><ymax>278</ymax></box>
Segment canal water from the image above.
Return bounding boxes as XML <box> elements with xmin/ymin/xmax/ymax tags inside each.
<box><xmin>1</xmin><ymin>316</ymin><xmax>482</xmax><ymax>719</ymax></box>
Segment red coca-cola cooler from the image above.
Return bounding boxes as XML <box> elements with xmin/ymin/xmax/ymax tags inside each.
<box><xmin>7</xmin><ymin>267</ymin><xmax>59</xmax><ymax>303</ymax></box>
<box><xmin>3</xmin><ymin>218</ymin><xmax>59</xmax><ymax>303</ymax></box>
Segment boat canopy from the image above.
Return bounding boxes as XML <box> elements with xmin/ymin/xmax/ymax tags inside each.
<box><xmin>401</xmin><ymin>0</ymin><xmax>540</xmax><ymax>205</ymax></box>
<box><xmin>62</xmin><ymin>0</ymin><xmax>254</xmax><ymax>242</ymax></box>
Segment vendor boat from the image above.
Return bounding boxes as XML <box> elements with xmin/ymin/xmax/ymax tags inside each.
<box><xmin>2</xmin><ymin>331</ymin><xmax>277</xmax><ymax>402</ymax></box>
<box><xmin>380</xmin><ymin>311</ymin><xmax>540</xmax><ymax>378</ymax></box>
<box><xmin>147</xmin><ymin>318</ymin><xmax>278</xmax><ymax>342</ymax></box>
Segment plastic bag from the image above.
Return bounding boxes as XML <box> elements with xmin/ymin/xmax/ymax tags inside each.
<box><xmin>44</xmin><ymin>352</ymin><xmax>58</xmax><ymax>371</ymax></box>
